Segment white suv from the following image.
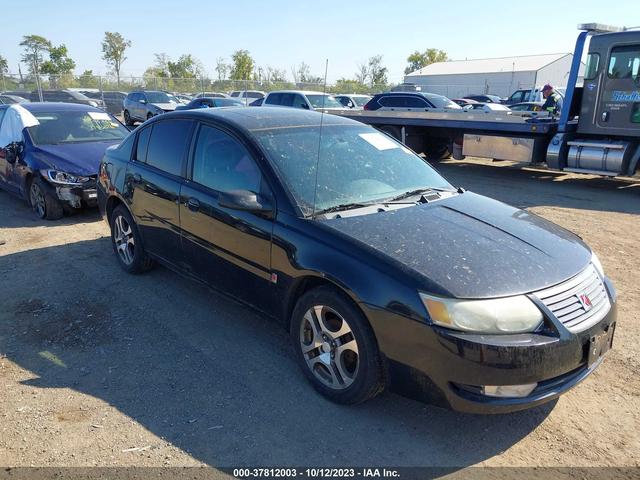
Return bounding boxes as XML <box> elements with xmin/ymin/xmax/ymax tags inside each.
<box><xmin>263</xmin><ymin>90</ymin><xmax>344</xmax><ymax>110</ymax></box>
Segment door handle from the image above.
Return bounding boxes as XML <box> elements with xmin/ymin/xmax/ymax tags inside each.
<box><xmin>187</xmin><ymin>197</ymin><xmax>200</xmax><ymax>212</ymax></box>
<box><xmin>132</xmin><ymin>173</ymin><xmax>142</xmax><ymax>183</ymax></box>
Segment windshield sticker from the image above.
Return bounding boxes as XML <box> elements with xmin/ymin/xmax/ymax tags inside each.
<box><xmin>87</xmin><ymin>111</ymin><xmax>111</xmax><ymax>121</ymax></box>
<box><xmin>358</xmin><ymin>132</ymin><xmax>399</xmax><ymax>151</ymax></box>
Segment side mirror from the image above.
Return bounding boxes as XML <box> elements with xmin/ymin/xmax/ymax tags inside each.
<box><xmin>139</xmin><ymin>99</ymin><xmax>147</xmax><ymax>104</ymax></box>
<box><xmin>218</xmin><ymin>189</ymin><xmax>273</xmax><ymax>216</ymax></box>
<box><xmin>300</xmin><ymin>103</ymin><xmax>310</xmax><ymax>110</ymax></box>
<box><xmin>2</xmin><ymin>142</ymin><xmax>21</xmax><ymax>164</ymax></box>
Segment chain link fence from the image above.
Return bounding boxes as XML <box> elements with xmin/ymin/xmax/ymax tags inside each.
<box><xmin>0</xmin><ymin>72</ymin><xmax>389</xmax><ymax>100</ymax></box>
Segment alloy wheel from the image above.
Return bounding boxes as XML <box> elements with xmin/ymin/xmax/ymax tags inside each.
<box><xmin>29</xmin><ymin>182</ymin><xmax>46</xmax><ymax>218</ymax></box>
<box><xmin>299</xmin><ymin>305</ymin><xmax>359</xmax><ymax>389</ymax></box>
<box><xmin>113</xmin><ymin>214</ymin><xmax>135</xmax><ymax>265</ymax></box>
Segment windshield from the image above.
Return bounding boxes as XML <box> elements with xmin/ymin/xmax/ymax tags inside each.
<box><xmin>423</xmin><ymin>93</ymin><xmax>461</xmax><ymax>109</ymax></box>
<box><xmin>27</xmin><ymin>110</ymin><xmax>129</xmax><ymax>145</ymax></box>
<box><xmin>254</xmin><ymin>124</ymin><xmax>454</xmax><ymax>215</ymax></box>
<box><xmin>305</xmin><ymin>94</ymin><xmax>344</xmax><ymax>109</ymax></box>
<box><xmin>145</xmin><ymin>92</ymin><xmax>173</xmax><ymax>103</ymax></box>
<box><xmin>353</xmin><ymin>96</ymin><xmax>371</xmax><ymax>107</ymax></box>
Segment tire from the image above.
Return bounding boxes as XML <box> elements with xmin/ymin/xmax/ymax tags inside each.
<box><xmin>424</xmin><ymin>142</ymin><xmax>452</xmax><ymax>161</ymax></box>
<box><xmin>290</xmin><ymin>286</ymin><xmax>385</xmax><ymax>404</ymax></box>
<box><xmin>123</xmin><ymin>110</ymin><xmax>134</xmax><ymax>126</ymax></box>
<box><xmin>28</xmin><ymin>177</ymin><xmax>63</xmax><ymax>220</ymax></box>
<box><xmin>109</xmin><ymin>205</ymin><xmax>154</xmax><ymax>274</ymax></box>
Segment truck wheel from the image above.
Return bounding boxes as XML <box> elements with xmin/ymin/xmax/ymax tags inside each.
<box><xmin>424</xmin><ymin>142</ymin><xmax>452</xmax><ymax>161</ymax></box>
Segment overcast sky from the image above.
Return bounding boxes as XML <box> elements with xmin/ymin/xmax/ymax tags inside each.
<box><xmin>2</xmin><ymin>0</ymin><xmax>638</xmax><ymax>83</ymax></box>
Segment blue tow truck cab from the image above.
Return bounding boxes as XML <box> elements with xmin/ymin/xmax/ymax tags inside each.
<box><xmin>334</xmin><ymin>23</ymin><xmax>640</xmax><ymax>178</ymax></box>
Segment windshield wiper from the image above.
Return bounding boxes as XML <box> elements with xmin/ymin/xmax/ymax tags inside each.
<box><xmin>313</xmin><ymin>202</ymin><xmax>375</xmax><ymax>216</ymax></box>
<box><xmin>385</xmin><ymin>187</ymin><xmax>456</xmax><ymax>203</ymax></box>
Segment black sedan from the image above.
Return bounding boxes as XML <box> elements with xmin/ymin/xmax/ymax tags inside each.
<box><xmin>175</xmin><ymin>97</ymin><xmax>244</xmax><ymax>111</ymax></box>
<box><xmin>97</xmin><ymin>107</ymin><xmax>617</xmax><ymax>413</ymax></box>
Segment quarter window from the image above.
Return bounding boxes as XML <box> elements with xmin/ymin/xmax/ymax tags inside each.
<box><xmin>584</xmin><ymin>53</ymin><xmax>600</xmax><ymax>80</ymax></box>
<box><xmin>192</xmin><ymin>125</ymin><xmax>262</xmax><ymax>193</ymax></box>
<box><xmin>135</xmin><ymin>126</ymin><xmax>151</xmax><ymax>162</ymax></box>
<box><xmin>145</xmin><ymin>120</ymin><xmax>192</xmax><ymax>176</ymax></box>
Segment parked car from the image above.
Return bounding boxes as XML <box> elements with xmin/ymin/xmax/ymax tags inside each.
<box><xmin>363</xmin><ymin>92</ymin><xmax>462</xmax><ymax>111</ymax></box>
<box><xmin>173</xmin><ymin>93</ymin><xmax>193</xmax><ymax>104</ymax></box>
<box><xmin>229</xmin><ymin>90</ymin><xmax>266</xmax><ymax>105</ymax></box>
<box><xmin>81</xmin><ymin>91</ymin><xmax>127</xmax><ymax>115</ymax></box>
<box><xmin>463</xmin><ymin>94</ymin><xmax>504</xmax><ymax>103</ymax></box>
<box><xmin>263</xmin><ymin>90</ymin><xmax>344</xmax><ymax>110</ymax></box>
<box><xmin>194</xmin><ymin>92</ymin><xmax>229</xmax><ymax>99</ymax></box>
<box><xmin>175</xmin><ymin>97</ymin><xmax>244</xmax><ymax>110</ymax></box>
<box><xmin>509</xmin><ymin>102</ymin><xmax>544</xmax><ymax>112</ymax></box>
<box><xmin>3</xmin><ymin>91</ymin><xmax>32</xmax><ymax>99</ymax></box>
<box><xmin>334</xmin><ymin>94</ymin><xmax>372</xmax><ymax>109</ymax></box>
<box><xmin>503</xmin><ymin>88</ymin><xmax>565</xmax><ymax>105</ymax></box>
<box><xmin>0</xmin><ymin>103</ymin><xmax>129</xmax><ymax>219</ymax></box>
<box><xmin>29</xmin><ymin>89</ymin><xmax>106</xmax><ymax>109</ymax></box>
<box><xmin>97</xmin><ymin>107</ymin><xmax>616</xmax><ymax>413</ymax></box>
<box><xmin>122</xmin><ymin>90</ymin><xmax>180</xmax><ymax>126</ymax></box>
<box><xmin>452</xmin><ymin>98</ymin><xmax>479</xmax><ymax>107</ymax></box>
<box><xmin>0</xmin><ymin>94</ymin><xmax>30</xmax><ymax>104</ymax></box>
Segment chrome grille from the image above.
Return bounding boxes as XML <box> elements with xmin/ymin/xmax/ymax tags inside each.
<box><xmin>533</xmin><ymin>264</ymin><xmax>610</xmax><ymax>333</ymax></box>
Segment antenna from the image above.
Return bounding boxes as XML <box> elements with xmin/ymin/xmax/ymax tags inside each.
<box><xmin>311</xmin><ymin>59</ymin><xmax>329</xmax><ymax>219</ymax></box>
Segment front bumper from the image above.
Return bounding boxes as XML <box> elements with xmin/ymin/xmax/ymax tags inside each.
<box><xmin>55</xmin><ymin>185</ymin><xmax>98</xmax><ymax>208</ymax></box>
<box><xmin>364</xmin><ymin>279</ymin><xmax>617</xmax><ymax>414</ymax></box>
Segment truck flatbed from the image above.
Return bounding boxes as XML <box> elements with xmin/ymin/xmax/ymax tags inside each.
<box><xmin>330</xmin><ymin>109</ymin><xmax>558</xmax><ymax>135</ymax></box>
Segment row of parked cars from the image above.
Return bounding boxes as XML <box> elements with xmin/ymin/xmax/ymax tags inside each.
<box><xmin>0</xmin><ymin>90</ymin><xmax>616</xmax><ymax>415</ymax></box>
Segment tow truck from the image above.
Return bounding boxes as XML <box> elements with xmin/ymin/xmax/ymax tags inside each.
<box><xmin>333</xmin><ymin>24</ymin><xmax>640</xmax><ymax>178</ymax></box>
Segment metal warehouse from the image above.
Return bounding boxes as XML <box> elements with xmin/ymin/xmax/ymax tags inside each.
<box><xmin>404</xmin><ymin>53</ymin><xmax>578</xmax><ymax>98</ymax></box>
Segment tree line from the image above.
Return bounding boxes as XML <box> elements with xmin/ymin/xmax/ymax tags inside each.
<box><xmin>0</xmin><ymin>32</ymin><xmax>449</xmax><ymax>89</ymax></box>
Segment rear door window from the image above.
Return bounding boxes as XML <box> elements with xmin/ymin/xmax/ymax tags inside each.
<box><xmin>145</xmin><ymin>119</ymin><xmax>193</xmax><ymax>176</ymax></box>
<box><xmin>405</xmin><ymin>96</ymin><xmax>428</xmax><ymax>108</ymax></box>
<box><xmin>379</xmin><ymin>96</ymin><xmax>406</xmax><ymax>108</ymax></box>
<box><xmin>265</xmin><ymin>93</ymin><xmax>282</xmax><ymax>105</ymax></box>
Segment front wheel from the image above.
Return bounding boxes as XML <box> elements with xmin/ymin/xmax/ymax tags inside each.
<box><xmin>123</xmin><ymin>110</ymin><xmax>134</xmax><ymax>126</ymax></box>
<box><xmin>291</xmin><ymin>286</ymin><xmax>385</xmax><ymax>404</ymax></box>
<box><xmin>110</xmin><ymin>205</ymin><xmax>154</xmax><ymax>274</ymax></box>
<box><xmin>29</xmin><ymin>177</ymin><xmax>63</xmax><ymax>220</ymax></box>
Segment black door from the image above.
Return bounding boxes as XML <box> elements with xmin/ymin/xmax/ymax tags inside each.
<box><xmin>179</xmin><ymin>123</ymin><xmax>276</xmax><ymax>314</ymax></box>
<box><xmin>125</xmin><ymin>119</ymin><xmax>193</xmax><ymax>267</ymax></box>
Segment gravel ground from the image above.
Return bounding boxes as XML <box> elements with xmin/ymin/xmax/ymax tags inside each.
<box><xmin>0</xmin><ymin>158</ymin><xmax>638</xmax><ymax>471</ymax></box>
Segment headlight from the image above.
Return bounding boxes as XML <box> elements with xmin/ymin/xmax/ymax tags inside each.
<box><xmin>42</xmin><ymin>169</ymin><xmax>90</xmax><ymax>186</ymax></box>
<box><xmin>591</xmin><ymin>251</ymin><xmax>605</xmax><ymax>278</ymax></box>
<box><xmin>420</xmin><ymin>293</ymin><xmax>543</xmax><ymax>334</ymax></box>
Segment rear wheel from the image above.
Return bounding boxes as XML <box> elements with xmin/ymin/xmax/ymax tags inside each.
<box><xmin>123</xmin><ymin>110</ymin><xmax>134</xmax><ymax>126</ymax></box>
<box><xmin>424</xmin><ymin>142</ymin><xmax>452</xmax><ymax>161</ymax></box>
<box><xmin>291</xmin><ymin>286</ymin><xmax>385</xmax><ymax>404</ymax></box>
<box><xmin>28</xmin><ymin>177</ymin><xmax>63</xmax><ymax>220</ymax></box>
<box><xmin>110</xmin><ymin>205</ymin><xmax>154</xmax><ymax>274</ymax></box>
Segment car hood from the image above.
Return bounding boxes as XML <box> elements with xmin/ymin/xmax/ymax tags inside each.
<box><xmin>31</xmin><ymin>141</ymin><xmax>122</xmax><ymax>176</ymax></box>
<box><xmin>320</xmin><ymin>192</ymin><xmax>591</xmax><ymax>298</ymax></box>
<box><xmin>151</xmin><ymin>102</ymin><xmax>177</xmax><ymax>111</ymax></box>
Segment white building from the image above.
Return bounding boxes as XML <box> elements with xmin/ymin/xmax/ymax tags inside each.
<box><xmin>404</xmin><ymin>53</ymin><xmax>580</xmax><ymax>98</ymax></box>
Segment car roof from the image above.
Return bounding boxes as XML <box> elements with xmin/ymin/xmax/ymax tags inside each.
<box><xmin>161</xmin><ymin>106</ymin><xmax>359</xmax><ymax>131</ymax></box>
<box><xmin>21</xmin><ymin>102</ymin><xmax>107</xmax><ymax>113</ymax></box>
<box><xmin>267</xmin><ymin>90</ymin><xmax>328</xmax><ymax>95</ymax></box>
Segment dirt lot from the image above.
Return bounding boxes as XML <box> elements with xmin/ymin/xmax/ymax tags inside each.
<box><xmin>0</xmin><ymin>158</ymin><xmax>639</xmax><ymax>471</ymax></box>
